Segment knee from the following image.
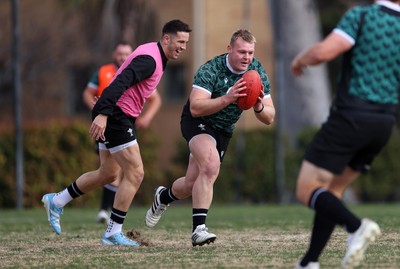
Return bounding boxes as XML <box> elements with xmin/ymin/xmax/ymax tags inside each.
<box><xmin>296</xmin><ymin>186</ymin><xmax>309</xmax><ymax>206</ymax></box>
<box><xmin>295</xmin><ymin>179</ymin><xmax>313</xmax><ymax>206</ymax></box>
<box><xmin>100</xmin><ymin>171</ymin><xmax>120</xmax><ymax>185</ymax></box>
<box><xmin>129</xmin><ymin>167</ymin><xmax>144</xmax><ymax>186</ymax></box>
<box><xmin>136</xmin><ymin>168</ymin><xmax>145</xmax><ymax>184</ymax></box>
<box><xmin>200</xmin><ymin>160</ymin><xmax>220</xmax><ymax>182</ymax></box>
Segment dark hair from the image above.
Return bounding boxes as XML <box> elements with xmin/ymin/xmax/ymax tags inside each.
<box><xmin>162</xmin><ymin>19</ymin><xmax>192</xmax><ymax>36</ymax></box>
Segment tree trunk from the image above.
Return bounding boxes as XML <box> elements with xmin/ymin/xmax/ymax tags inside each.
<box><xmin>270</xmin><ymin>0</ymin><xmax>331</xmax><ymax>144</ymax></box>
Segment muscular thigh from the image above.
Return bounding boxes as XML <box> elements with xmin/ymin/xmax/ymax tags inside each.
<box><xmin>112</xmin><ymin>143</ymin><xmax>143</xmax><ymax>173</ymax></box>
<box><xmin>189</xmin><ymin>134</ymin><xmax>220</xmax><ymax>166</ymax></box>
<box><xmin>98</xmin><ymin>149</ymin><xmax>120</xmax><ymax>178</ymax></box>
<box><xmin>99</xmin><ymin>106</ymin><xmax>137</xmax><ymax>149</ymax></box>
<box><xmin>181</xmin><ymin>117</ymin><xmax>231</xmax><ymax>162</ymax></box>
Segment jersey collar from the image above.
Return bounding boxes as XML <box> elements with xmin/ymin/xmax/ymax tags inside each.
<box><xmin>225</xmin><ymin>54</ymin><xmax>247</xmax><ymax>75</ymax></box>
<box><xmin>157</xmin><ymin>42</ymin><xmax>168</xmax><ymax>70</ymax></box>
<box><xmin>376</xmin><ymin>0</ymin><xmax>400</xmax><ymax>12</ymax></box>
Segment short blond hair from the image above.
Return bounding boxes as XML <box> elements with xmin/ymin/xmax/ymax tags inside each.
<box><xmin>230</xmin><ymin>29</ymin><xmax>256</xmax><ymax>45</ymax></box>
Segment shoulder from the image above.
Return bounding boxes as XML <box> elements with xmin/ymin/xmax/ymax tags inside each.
<box><xmin>197</xmin><ymin>54</ymin><xmax>226</xmax><ymax>74</ymax></box>
<box><xmin>335</xmin><ymin>5</ymin><xmax>371</xmax><ymax>40</ymax></box>
<box><xmin>250</xmin><ymin>57</ymin><xmax>264</xmax><ymax>69</ymax></box>
<box><xmin>249</xmin><ymin>58</ymin><xmax>268</xmax><ymax>78</ymax></box>
<box><xmin>249</xmin><ymin>58</ymin><xmax>271</xmax><ymax>92</ymax></box>
<box><xmin>99</xmin><ymin>63</ymin><xmax>116</xmax><ymax>73</ymax></box>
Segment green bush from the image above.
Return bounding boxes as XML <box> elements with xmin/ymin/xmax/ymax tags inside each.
<box><xmin>167</xmin><ymin>128</ymin><xmax>284</xmax><ymax>203</ymax></box>
<box><xmin>217</xmin><ymin>129</ymin><xmax>277</xmax><ymax>203</ymax></box>
<box><xmin>0</xmin><ymin>120</ymin><xmax>164</xmax><ymax>208</ymax></box>
<box><xmin>168</xmin><ymin>127</ymin><xmax>400</xmax><ymax>204</ymax></box>
<box><xmin>2</xmin><ymin>121</ymin><xmax>399</xmax><ymax>208</ymax></box>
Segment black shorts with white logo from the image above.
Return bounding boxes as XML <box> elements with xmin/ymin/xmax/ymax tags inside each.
<box><xmin>181</xmin><ymin>116</ymin><xmax>231</xmax><ymax>162</ymax></box>
<box><xmin>305</xmin><ymin>108</ymin><xmax>395</xmax><ymax>174</ymax></box>
<box><xmin>93</xmin><ymin>106</ymin><xmax>136</xmax><ymax>149</ymax></box>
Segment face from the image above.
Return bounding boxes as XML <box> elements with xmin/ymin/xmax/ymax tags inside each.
<box><xmin>163</xmin><ymin>31</ymin><xmax>190</xmax><ymax>60</ymax></box>
<box><xmin>113</xmin><ymin>44</ymin><xmax>133</xmax><ymax>67</ymax></box>
<box><xmin>227</xmin><ymin>37</ymin><xmax>255</xmax><ymax>72</ymax></box>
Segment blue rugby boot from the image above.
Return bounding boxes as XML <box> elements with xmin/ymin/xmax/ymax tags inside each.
<box><xmin>42</xmin><ymin>193</ymin><xmax>63</xmax><ymax>235</ymax></box>
<box><xmin>101</xmin><ymin>232</ymin><xmax>140</xmax><ymax>246</ymax></box>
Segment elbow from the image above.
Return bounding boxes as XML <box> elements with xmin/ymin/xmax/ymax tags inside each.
<box><xmin>190</xmin><ymin>106</ymin><xmax>201</xmax><ymax>118</ymax></box>
<box><xmin>265</xmin><ymin>117</ymin><xmax>275</xmax><ymax>125</ymax></box>
<box><xmin>157</xmin><ymin>98</ymin><xmax>162</xmax><ymax>110</ymax></box>
<box><xmin>263</xmin><ymin>106</ymin><xmax>275</xmax><ymax>125</ymax></box>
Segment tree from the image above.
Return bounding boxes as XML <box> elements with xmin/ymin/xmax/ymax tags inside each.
<box><xmin>270</xmin><ymin>0</ymin><xmax>331</xmax><ymax>145</ymax></box>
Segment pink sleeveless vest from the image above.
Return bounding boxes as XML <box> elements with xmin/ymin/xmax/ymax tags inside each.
<box><xmin>115</xmin><ymin>42</ymin><xmax>164</xmax><ymax>118</ymax></box>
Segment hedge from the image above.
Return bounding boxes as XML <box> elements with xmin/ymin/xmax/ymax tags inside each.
<box><xmin>1</xmin><ymin>121</ymin><xmax>399</xmax><ymax>208</ymax></box>
<box><xmin>0</xmin><ymin>120</ymin><xmax>166</xmax><ymax>208</ymax></box>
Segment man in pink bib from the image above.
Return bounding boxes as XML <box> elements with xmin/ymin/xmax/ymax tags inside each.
<box><xmin>42</xmin><ymin>19</ymin><xmax>191</xmax><ymax>246</ymax></box>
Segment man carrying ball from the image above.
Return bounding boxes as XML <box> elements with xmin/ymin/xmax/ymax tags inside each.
<box><xmin>145</xmin><ymin>29</ymin><xmax>276</xmax><ymax>246</ymax></box>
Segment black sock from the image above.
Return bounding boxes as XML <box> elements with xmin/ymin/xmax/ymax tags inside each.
<box><xmin>109</xmin><ymin>207</ymin><xmax>127</xmax><ymax>224</ymax></box>
<box><xmin>300</xmin><ymin>211</ymin><xmax>336</xmax><ymax>266</ymax></box>
<box><xmin>159</xmin><ymin>188</ymin><xmax>178</xmax><ymax>205</ymax></box>
<box><xmin>67</xmin><ymin>181</ymin><xmax>84</xmax><ymax>198</ymax></box>
<box><xmin>192</xmin><ymin>208</ymin><xmax>208</xmax><ymax>232</ymax></box>
<box><xmin>310</xmin><ymin>188</ymin><xmax>361</xmax><ymax>233</ymax></box>
<box><xmin>101</xmin><ymin>187</ymin><xmax>116</xmax><ymax>211</ymax></box>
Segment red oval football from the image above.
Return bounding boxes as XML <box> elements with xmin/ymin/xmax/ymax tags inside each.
<box><xmin>236</xmin><ymin>70</ymin><xmax>262</xmax><ymax>110</ymax></box>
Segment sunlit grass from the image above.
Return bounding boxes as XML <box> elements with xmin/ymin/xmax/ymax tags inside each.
<box><xmin>0</xmin><ymin>204</ymin><xmax>399</xmax><ymax>268</ymax></box>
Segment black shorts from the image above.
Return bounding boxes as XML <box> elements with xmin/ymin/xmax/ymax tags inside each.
<box><xmin>305</xmin><ymin>108</ymin><xmax>395</xmax><ymax>174</ymax></box>
<box><xmin>92</xmin><ymin>106</ymin><xmax>137</xmax><ymax>150</ymax></box>
<box><xmin>181</xmin><ymin>117</ymin><xmax>231</xmax><ymax>162</ymax></box>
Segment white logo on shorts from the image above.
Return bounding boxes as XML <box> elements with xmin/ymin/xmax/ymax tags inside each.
<box><xmin>127</xmin><ymin>128</ymin><xmax>134</xmax><ymax>136</ymax></box>
<box><xmin>198</xmin><ymin>124</ymin><xmax>206</xmax><ymax>131</ymax></box>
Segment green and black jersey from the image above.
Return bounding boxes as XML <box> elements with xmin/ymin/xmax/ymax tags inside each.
<box><xmin>333</xmin><ymin>2</ymin><xmax>400</xmax><ymax>113</ymax></box>
<box><xmin>182</xmin><ymin>53</ymin><xmax>271</xmax><ymax>135</ymax></box>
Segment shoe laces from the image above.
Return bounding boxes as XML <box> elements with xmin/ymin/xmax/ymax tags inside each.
<box><xmin>154</xmin><ymin>203</ymin><xmax>168</xmax><ymax>216</ymax></box>
<box><xmin>195</xmin><ymin>225</ymin><xmax>208</xmax><ymax>234</ymax></box>
<box><xmin>115</xmin><ymin>232</ymin><xmax>126</xmax><ymax>241</ymax></box>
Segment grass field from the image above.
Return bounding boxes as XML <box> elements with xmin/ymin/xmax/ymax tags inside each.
<box><xmin>0</xmin><ymin>204</ymin><xmax>399</xmax><ymax>268</ymax></box>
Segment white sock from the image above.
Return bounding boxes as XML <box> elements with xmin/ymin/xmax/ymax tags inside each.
<box><xmin>104</xmin><ymin>220</ymin><xmax>123</xmax><ymax>238</ymax></box>
<box><xmin>104</xmin><ymin>184</ymin><xmax>118</xmax><ymax>192</ymax></box>
<box><xmin>53</xmin><ymin>189</ymin><xmax>73</xmax><ymax>208</ymax></box>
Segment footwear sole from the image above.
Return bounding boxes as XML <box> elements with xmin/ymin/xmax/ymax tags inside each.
<box><xmin>101</xmin><ymin>240</ymin><xmax>139</xmax><ymax>246</ymax></box>
<box><xmin>101</xmin><ymin>239</ymin><xmax>114</xmax><ymax>246</ymax></box>
<box><xmin>192</xmin><ymin>236</ymin><xmax>216</xmax><ymax>247</ymax></box>
<box><xmin>341</xmin><ymin>225</ymin><xmax>381</xmax><ymax>269</ymax></box>
<box><xmin>101</xmin><ymin>238</ymin><xmax>140</xmax><ymax>247</ymax></box>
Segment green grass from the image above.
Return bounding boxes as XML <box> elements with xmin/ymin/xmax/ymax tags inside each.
<box><xmin>0</xmin><ymin>204</ymin><xmax>399</xmax><ymax>268</ymax></box>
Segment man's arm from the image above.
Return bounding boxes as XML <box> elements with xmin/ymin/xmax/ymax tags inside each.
<box><xmin>189</xmin><ymin>79</ymin><xmax>247</xmax><ymax>117</ymax></box>
<box><xmin>94</xmin><ymin>55</ymin><xmax>156</xmax><ymax>116</ymax></box>
<box><xmin>135</xmin><ymin>90</ymin><xmax>162</xmax><ymax>129</ymax></box>
<box><xmin>253</xmin><ymin>96</ymin><xmax>275</xmax><ymax>125</ymax></box>
<box><xmin>291</xmin><ymin>32</ymin><xmax>353</xmax><ymax>76</ymax></box>
<box><xmin>82</xmin><ymin>86</ymin><xmax>98</xmax><ymax>110</ymax></box>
